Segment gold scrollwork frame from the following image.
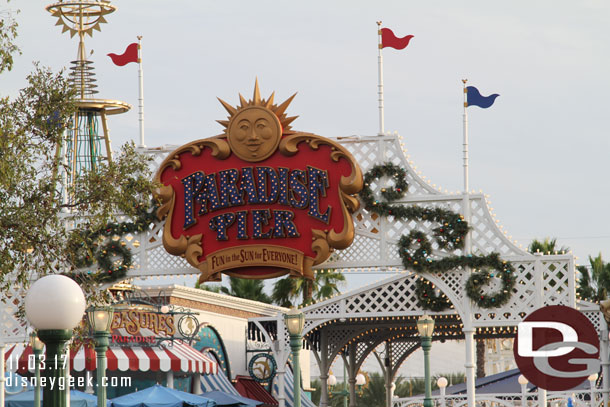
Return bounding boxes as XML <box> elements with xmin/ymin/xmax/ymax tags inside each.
<box><xmin>154</xmin><ymin>137</ymin><xmax>230</xmax><ymax>282</ymax></box>
<box><xmin>279</xmin><ymin>132</ymin><xmax>363</xmax><ymax>268</ymax></box>
<box><xmin>154</xmin><ymin>133</ymin><xmax>363</xmax><ymax>283</ymax></box>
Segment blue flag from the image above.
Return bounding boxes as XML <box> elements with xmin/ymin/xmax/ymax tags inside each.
<box><xmin>466</xmin><ymin>86</ymin><xmax>499</xmax><ymax>109</ymax></box>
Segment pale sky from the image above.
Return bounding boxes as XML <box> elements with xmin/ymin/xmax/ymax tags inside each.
<box><xmin>5</xmin><ymin>1</ymin><xmax>608</xmax><ymax>267</ymax></box>
<box><xmin>3</xmin><ymin>0</ymin><xmax>610</xmax><ymax>377</ymax></box>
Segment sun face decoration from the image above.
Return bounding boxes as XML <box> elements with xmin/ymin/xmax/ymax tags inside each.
<box><xmin>217</xmin><ymin>80</ymin><xmax>297</xmax><ymax>162</ymax></box>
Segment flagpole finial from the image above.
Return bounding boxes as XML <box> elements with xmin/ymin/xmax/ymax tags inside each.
<box><xmin>137</xmin><ymin>35</ymin><xmax>142</xmax><ymax>41</ymax></box>
<box><xmin>376</xmin><ymin>21</ymin><xmax>382</xmax><ymax>26</ymax></box>
<box><xmin>462</xmin><ymin>79</ymin><xmax>468</xmax><ymax>85</ymax></box>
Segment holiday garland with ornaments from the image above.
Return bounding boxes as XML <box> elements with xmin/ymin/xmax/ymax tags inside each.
<box><xmin>360</xmin><ymin>162</ymin><xmax>516</xmax><ymax>310</ymax></box>
<box><xmin>64</xmin><ymin>204</ymin><xmax>157</xmax><ymax>284</ymax></box>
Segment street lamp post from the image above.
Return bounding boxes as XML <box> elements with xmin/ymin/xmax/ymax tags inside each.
<box><xmin>30</xmin><ymin>333</ymin><xmax>44</xmax><ymax>407</ymax></box>
<box><xmin>417</xmin><ymin>314</ymin><xmax>435</xmax><ymax>407</ymax></box>
<box><xmin>342</xmin><ymin>363</ymin><xmax>348</xmax><ymax>407</ymax></box>
<box><xmin>437</xmin><ymin>376</ymin><xmax>448</xmax><ymax>407</ymax></box>
<box><xmin>588</xmin><ymin>373</ymin><xmax>598</xmax><ymax>407</ymax></box>
<box><xmin>285</xmin><ymin>308</ymin><xmax>305</xmax><ymax>407</ymax></box>
<box><xmin>25</xmin><ymin>275</ymin><xmax>86</xmax><ymax>407</ymax></box>
<box><xmin>518</xmin><ymin>374</ymin><xmax>528</xmax><ymax>407</ymax></box>
<box><xmin>86</xmin><ymin>307</ymin><xmax>114</xmax><ymax>407</ymax></box>
<box><xmin>331</xmin><ymin>364</ymin><xmax>349</xmax><ymax>407</ymax></box>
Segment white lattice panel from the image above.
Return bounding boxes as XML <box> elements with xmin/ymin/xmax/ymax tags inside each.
<box><xmin>583</xmin><ymin>310</ymin><xmax>603</xmax><ymax>333</ymax></box>
<box><xmin>469</xmin><ymin>197</ymin><xmax>522</xmax><ymax>256</ymax></box>
<box><xmin>123</xmin><ymin>134</ymin><xmax>527</xmax><ymax>277</ymax></box>
<box><xmin>0</xmin><ymin>281</ymin><xmax>28</xmax><ymax>344</ymax></box>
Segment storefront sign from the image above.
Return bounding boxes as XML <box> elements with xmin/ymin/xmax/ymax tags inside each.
<box><xmin>110</xmin><ymin>309</ymin><xmax>176</xmax><ymax>345</ymax></box>
<box><xmin>248</xmin><ymin>353</ymin><xmax>277</xmax><ymax>383</ymax></box>
<box><xmin>155</xmin><ymin>82</ymin><xmax>362</xmax><ymax>282</ymax></box>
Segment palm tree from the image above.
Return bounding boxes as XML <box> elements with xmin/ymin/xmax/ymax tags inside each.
<box><xmin>528</xmin><ymin>237</ymin><xmax>569</xmax><ymax>254</ymax></box>
<box><xmin>476</xmin><ymin>340</ymin><xmax>486</xmax><ymax>378</ymax></box>
<box><xmin>355</xmin><ymin>372</ymin><xmax>390</xmax><ymax>407</ymax></box>
<box><xmin>577</xmin><ymin>253</ymin><xmax>610</xmax><ymax>302</ymax></box>
<box><xmin>395</xmin><ymin>376</ymin><xmax>425</xmax><ymax>398</ymax></box>
<box><xmin>194</xmin><ymin>281</ymin><xmax>223</xmax><ymax>293</ymax></box>
<box><xmin>197</xmin><ymin>276</ymin><xmax>272</xmax><ymax>303</ymax></box>
<box><xmin>271</xmin><ymin>269</ymin><xmax>345</xmax><ymax>307</ymax></box>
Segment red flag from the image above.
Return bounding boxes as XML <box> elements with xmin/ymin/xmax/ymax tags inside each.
<box><xmin>108</xmin><ymin>43</ymin><xmax>139</xmax><ymax>66</ymax></box>
<box><xmin>380</xmin><ymin>28</ymin><xmax>414</xmax><ymax>50</ymax></box>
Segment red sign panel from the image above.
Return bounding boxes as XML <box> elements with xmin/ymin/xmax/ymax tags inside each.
<box><xmin>155</xmin><ymin>84</ymin><xmax>362</xmax><ymax>283</ymax></box>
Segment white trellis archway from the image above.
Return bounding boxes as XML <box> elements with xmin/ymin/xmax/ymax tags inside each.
<box><xmin>243</xmin><ymin>134</ymin><xmax>604</xmax><ymax>407</ymax></box>
<box><xmin>0</xmin><ymin>134</ymin><xmax>605</xmax><ymax>407</ymax></box>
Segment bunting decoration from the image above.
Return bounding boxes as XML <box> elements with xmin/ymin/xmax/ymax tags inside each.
<box><xmin>380</xmin><ymin>28</ymin><xmax>414</xmax><ymax>50</ymax></box>
<box><xmin>376</xmin><ymin>22</ymin><xmax>415</xmax><ymax>135</ymax></box>
<box><xmin>107</xmin><ymin>42</ymin><xmax>139</xmax><ymax>66</ymax></box>
<box><xmin>108</xmin><ymin>37</ymin><xmax>146</xmax><ymax>147</ymax></box>
<box><xmin>465</xmin><ymin>86</ymin><xmax>499</xmax><ymax>109</ymax></box>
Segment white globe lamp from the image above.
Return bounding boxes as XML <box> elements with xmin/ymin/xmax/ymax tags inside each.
<box><xmin>328</xmin><ymin>374</ymin><xmax>337</xmax><ymax>386</ymax></box>
<box><xmin>356</xmin><ymin>373</ymin><xmax>366</xmax><ymax>386</ymax></box>
<box><xmin>25</xmin><ymin>275</ymin><xmax>86</xmax><ymax>407</ymax></box>
<box><xmin>25</xmin><ymin>275</ymin><xmax>86</xmax><ymax>329</ymax></box>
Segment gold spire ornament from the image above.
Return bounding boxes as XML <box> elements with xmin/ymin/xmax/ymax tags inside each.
<box><xmin>46</xmin><ymin>1</ymin><xmax>115</xmax><ymax>38</ymax></box>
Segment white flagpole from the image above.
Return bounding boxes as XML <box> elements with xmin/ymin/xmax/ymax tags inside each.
<box><xmin>462</xmin><ymin>78</ymin><xmax>476</xmax><ymax>407</ymax></box>
<box><xmin>377</xmin><ymin>21</ymin><xmax>385</xmax><ymax>136</ymax></box>
<box><xmin>137</xmin><ymin>36</ymin><xmax>145</xmax><ymax>148</ymax></box>
<box><xmin>462</xmin><ymin>79</ymin><xmax>469</xmax><ymax>209</ymax></box>
<box><xmin>462</xmin><ymin>78</ymin><xmax>472</xmax><ymax>253</ymax></box>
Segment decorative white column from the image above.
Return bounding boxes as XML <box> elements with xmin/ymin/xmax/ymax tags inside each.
<box><xmin>0</xmin><ymin>343</ymin><xmax>5</xmax><ymax>407</ymax></box>
<box><xmin>537</xmin><ymin>388</ymin><xmax>546</xmax><ymax>407</ymax></box>
<box><xmin>464</xmin><ymin>326</ymin><xmax>476</xmax><ymax>407</ymax></box>
<box><xmin>193</xmin><ymin>374</ymin><xmax>202</xmax><ymax>394</ymax></box>
<box><xmin>385</xmin><ymin>342</ymin><xmax>392</xmax><ymax>407</ymax></box>
<box><xmin>601</xmin><ymin>327</ymin><xmax>609</xmax><ymax>407</ymax></box>
<box><xmin>348</xmin><ymin>347</ymin><xmax>357</xmax><ymax>407</ymax></box>
<box><xmin>319</xmin><ymin>332</ymin><xmax>329</xmax><ymax>407</ymax></box>
<box><xmin>166</xmin><ymin>370</ymin><xmax>174</xmax><ymax>389</ymax></box>
<box><xmin>277</xmin><ymin>369</ymin><xmax>286</xmax><ymax>407</ymax></box>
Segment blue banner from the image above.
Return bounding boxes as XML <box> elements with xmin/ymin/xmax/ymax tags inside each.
<box><xmin>466</xmin><ymin>86</ymin><xmax>499</xmax><ymax>109</ymax></box>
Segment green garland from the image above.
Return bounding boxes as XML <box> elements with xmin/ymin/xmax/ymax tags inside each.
<box><xmin>414</xmin><ymin>279</ymin><xmax>453</xmax><ymax>311</ymax></box>
<box><xmin>65</xmin><ymin>204</ymin><xmax>156</xmax><ymax>285</ymax></box>
<box><xmin>360</xmin><ymin>162</ymin><xmax>516</xmax><ymax>310</ymax></box>
<box><xmin>95</xmin><ymin>241</ymin><xmax>133</xmax><ymax>282</ymax></box>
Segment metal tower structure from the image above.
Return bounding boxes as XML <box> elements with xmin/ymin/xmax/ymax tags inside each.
<box><xmin>46</xmin><ymin>0</ymin><xmax>131</xmax><ymax>200</ymax></box>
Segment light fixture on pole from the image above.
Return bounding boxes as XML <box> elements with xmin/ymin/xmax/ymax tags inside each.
<box><xmin>284</xmin><ymin>307</ymin><xmax>305</xmax><ymax>407</ymax></box>
<box><xmin>328</xmin><ymin>374</ymin><xmax>337</xmax><ymax>386</ymax></box>
<box><xmin>29</xmin><ymin>332</ymin><xmax>44</xmax><ymax>407</ymax></box>
<box><xmin>437</xmin><ymin>376</ymin><xmax>448</xmax><ymax>407</ymax></box>
<box><xmin>86</xmin><ymin>306</ymin><xmax>114</xmax><ymax>407</ymax></box>
<box><xmin>25</xmin><ymin>275</ymin><xmax>86</xmax><ymax>407</ymax></box>
<box><xmin>417</xmin><ymin>314</ymin><xmax>435</xmax><ymax>407</ymax></box>
<box><xmin>355</xmin><ymin>373</ymin><xmax>366</xmax><ymax>386</ymax></box>
<box><xmin>518</xmin><ymin>374</ymin><xmax>528</xmax><ymax>407</ymax></box>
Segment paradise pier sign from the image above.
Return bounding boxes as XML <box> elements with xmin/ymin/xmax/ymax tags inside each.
<box><xmin>155</xmin><ymin>81</ymin><xmax>363</xmax><ymax>283</ymax></box>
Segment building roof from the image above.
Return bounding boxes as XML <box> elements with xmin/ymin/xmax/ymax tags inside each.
<box><xmin>234</xmin><ymin>375</ymin><xmax>278</xmax><ymax>407</ymax></box>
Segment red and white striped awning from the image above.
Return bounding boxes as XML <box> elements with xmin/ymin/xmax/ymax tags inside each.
<box><xmin>4</xmin><ymin>328</ymin><xmax>217</xmax><ymax>375</ymax></box>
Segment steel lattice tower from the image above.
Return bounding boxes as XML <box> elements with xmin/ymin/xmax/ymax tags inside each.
<box><xmin>46</xmin><ymin>0</ymin><xmax>131</xmax><ymax>202</ymax></box>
